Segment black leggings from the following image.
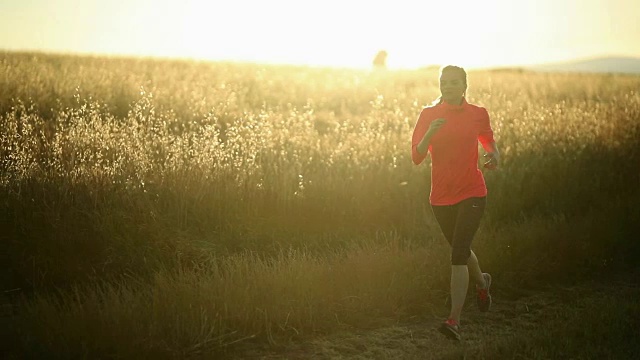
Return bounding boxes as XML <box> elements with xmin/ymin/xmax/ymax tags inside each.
<box><xmin>431</xmin><ymin>197</ymin><xmax>486</xmax><ymax>265</ymax></box>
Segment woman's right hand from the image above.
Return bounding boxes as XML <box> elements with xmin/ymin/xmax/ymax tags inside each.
<box><xmin>426</xmin><ymin>118</ymin><xmax>447</xmax><ymax>137</ymax></box>
<box><xmin>417</xmin><ymin>118</ymin><xmax>447</xmax><ymax>155</ymax></box>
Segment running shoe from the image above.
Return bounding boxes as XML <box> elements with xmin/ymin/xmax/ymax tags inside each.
<box><xmin>476</xmin><ymin>273</ymin><xmax>492</xmax><ymax>312</ymax></box>
<box><xmin>438</xmin><ymin>318</ymin><xmax>461</xmax><ymax>341</ymax></box>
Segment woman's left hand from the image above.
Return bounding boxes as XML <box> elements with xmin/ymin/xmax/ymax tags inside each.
<box><xmin>483</xmin><ymin>152</ymin><xmax>499</xmax><ymax>170</ymax></box>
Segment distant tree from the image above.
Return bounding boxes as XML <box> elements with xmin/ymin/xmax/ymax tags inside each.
<box><xmin>372</xmin><ymin>50</ymin><xmax>388</xmax><ymax>69</ymax></box>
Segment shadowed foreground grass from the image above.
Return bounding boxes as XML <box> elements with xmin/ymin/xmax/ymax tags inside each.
<box><xmin>3</xmin><ymin>199</ymin><xmax>638</xmax><ymax>359</ymax></box>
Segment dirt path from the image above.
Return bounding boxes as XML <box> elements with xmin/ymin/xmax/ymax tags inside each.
<box><xmin>230</xmin><ymin>274</ymin><xmax>640</xmax><ymax>359</ymax></box>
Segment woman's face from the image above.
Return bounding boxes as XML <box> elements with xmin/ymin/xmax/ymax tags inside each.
<box><xmin>439</xmin><ymin>71</ymin><xmax>467</xmax><ymax>103</ymax></box>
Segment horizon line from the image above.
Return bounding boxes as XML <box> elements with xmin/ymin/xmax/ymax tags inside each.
<box><xmin>1</xmin><ymin>47</ymin><xmax>639</xmax><ymax>72</ymax></box>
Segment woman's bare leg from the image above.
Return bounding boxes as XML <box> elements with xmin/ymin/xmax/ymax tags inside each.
<box><xmin>467</xmin><ymin>250</ymin><xmax>487</xmax><ymax>288</ymax></box>
<box><xmin>449</xmin><ymin>251</ymin><xmax>488</xmax><ymax>323</ymax></box>
<box><xmin>449</xmin><ymin>265</ymin><xmax>468</xmax><ymax>323</ymax></box>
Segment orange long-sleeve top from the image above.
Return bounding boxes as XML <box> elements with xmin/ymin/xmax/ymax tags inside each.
<box><xmin>411</xmin><ymin>99</ymin><xmax>495</xmax><ymax>206</ymax></box>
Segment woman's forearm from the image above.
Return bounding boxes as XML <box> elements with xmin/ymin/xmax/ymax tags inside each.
<box><xmin>417</xmin><ymin>130</ymin><xmax>434</xmax><ymax>155</ymax></box>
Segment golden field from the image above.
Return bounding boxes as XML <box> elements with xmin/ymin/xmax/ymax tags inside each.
<box><xmin>1</xmin><ymin>52</ymin><xmax>639</xmax><ymax>358</ymax></box>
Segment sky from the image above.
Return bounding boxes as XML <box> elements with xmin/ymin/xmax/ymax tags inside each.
<box><xmin>1</xmin><ymin>0</ymin><xmax>639</xmax><ymax>69</ymax></box>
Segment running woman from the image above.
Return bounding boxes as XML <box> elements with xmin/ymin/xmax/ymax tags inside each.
<box><xmin>411</xmin><ymin>65</ymin><xmax>500</xmax><ymax>340</ymax></box>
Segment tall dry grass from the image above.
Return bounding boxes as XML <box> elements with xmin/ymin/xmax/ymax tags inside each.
<box><xmin>1</xmin><ymin>51</ymin><xmax>639</xmax><ymax>358</ymax></box>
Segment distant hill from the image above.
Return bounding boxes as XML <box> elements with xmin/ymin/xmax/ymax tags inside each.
<box><xmin>528</xmin><ymin>56</ymin><xmax>640</xmax><ymax>75</ymax></box>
